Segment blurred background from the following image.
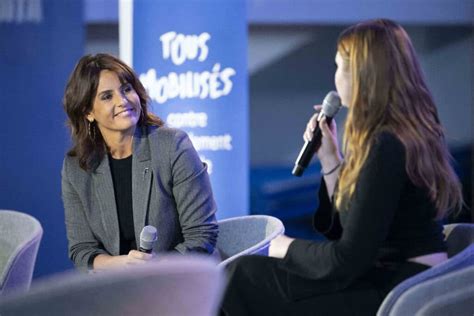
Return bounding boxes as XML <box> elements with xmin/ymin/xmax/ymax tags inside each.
<box><xmin>1</xmin><ymin>0</ymin><xmax>472</xmax><ymax>278</ymax></box>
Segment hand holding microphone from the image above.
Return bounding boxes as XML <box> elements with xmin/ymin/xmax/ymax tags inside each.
<box><xmin>119</xmin><ymin>225</ymin><xmax>157</xmax><ymax>265</ymax></box>
<box><xmin>292</xmin><ymin>91</ymin><xmax>342</xmax><ymax>177</ymax></box>
<box><xmin>128</xmin><ymin>225</ymin><xmax>158</xmax><ymax>262</ymax></box>
<box><xmin>306</xmin><ymin>106</ymin><xmax>340</xmax><ymax>164</ymax></box>
<box><xmin>91</xmin><ymin>226</ymin><xmax>157</xmax><ymax>270</ymax></box>
<box><xmin>125</xmin><ymin>225</ymin><xmax>158</xmax><ymax>263</ymax></box>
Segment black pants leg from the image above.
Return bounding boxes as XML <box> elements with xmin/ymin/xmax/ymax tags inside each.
<box><xmin>221</xmin><ymin>255</ymin><xmax>429</xmax><ymax>316</ymax></box>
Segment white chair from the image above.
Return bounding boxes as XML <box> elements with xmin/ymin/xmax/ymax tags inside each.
<box><xmin>377</xmin><ymin>223</ymin><xmax>474</xmax><ymax>315</ymax></box>
<box><xmin>0</xmin><ymin>210</ymin><xmax>43</xmax><ymax>295</ymax></box>
<box><xmin>405</xmin><ymin>265</ymin><xmax>474</xmax><ymax>316</ymax></box>
<box><xmin>216</xmin><ymin>215</ymin><xmax>285</xmax><ymax>266</ymax></box>
<box><xmin>0</xmin><ymin>254</ymin><xmax>225</xmax><ymax>316</ymax></box>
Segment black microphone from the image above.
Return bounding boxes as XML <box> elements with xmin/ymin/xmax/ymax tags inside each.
<box><xmin>292</xmin><ymin>91</ymin><xmax>342</xmax><ymax>177</ymax></box>
<box><xmin>139</xmin><ymin>225</ymin><xmax>157</xmax><ymax>254</ymax></box>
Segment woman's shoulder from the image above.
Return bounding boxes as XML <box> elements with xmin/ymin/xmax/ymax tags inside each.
<box><xmin>62</xmin><ymin>154</ymin><xmax>90</xmax><ymax>181</ymax></box>
<box><xmin>372</xmin><ymin>130</ymin><xmax>405</xmax><ymax>153</ymax></box>
<box><xmin>63</xmin><ymin>153</ymin><xmax>79</xmax><ymax>170</ymax></box>
<box><xmin>358</xmin><ymin>131</ymin><xmax>408</xmax><ymax>184</ymax></box>
<box><xmin>146</xmin><ymin>125</ymin><xmax>189</xmax><ymax>145</ymax></box>
<box><xmin>364</xmin><ymin>131</ymin><xmax>407</xmax><ymax>168</ymax></box>
<box><xmin>374</xmin><ymin>130</ymin><xmax>401</xmax><ymax>144</ymax></box>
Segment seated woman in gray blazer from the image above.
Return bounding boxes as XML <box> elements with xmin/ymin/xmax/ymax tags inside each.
<box><xmin>62</xmin><ymin>53</ymin><xmax>218</xmax><ymax>271</ymax></box>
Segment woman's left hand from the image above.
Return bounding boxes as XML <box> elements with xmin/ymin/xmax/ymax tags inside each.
<box><xmin>269</xmin><ymin>235</ymin><xmax>295</xmax><ymax>259</ymax></box>
<box><xmin>128</xmin><ymin>250</ymin><xmax>155</xmax><ymax>262</ymax></box>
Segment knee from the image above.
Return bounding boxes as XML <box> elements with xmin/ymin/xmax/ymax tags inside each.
<box><xmin>226</xmin><ymin>255</ymin><xmax>278</xmax><ymax>288</ymax></box>
<box><xmin>225</xmin><ymin>256</ymin><xmax>258</xmax><ymax>281</ymax></box>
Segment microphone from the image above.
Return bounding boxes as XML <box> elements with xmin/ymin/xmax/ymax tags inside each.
<box><xmin>139</xmin><ymin>225</ymin><xmax>157</xmax><ymax>254</ymax></box>
<box><xmin>292</xmin><ymin>91</ymin><xmax>342</xmax><ymax>177</ymax></box>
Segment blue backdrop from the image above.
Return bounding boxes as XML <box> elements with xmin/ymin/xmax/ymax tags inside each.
<box><xmin>0</xmin><ymin>0</ymin><xmax>83</xmax><ymax>276</ymax></box>
<box><xmin>130</xmin><ymin>0</ymin><xmax>249</xmax><ymax>219</ymax></box>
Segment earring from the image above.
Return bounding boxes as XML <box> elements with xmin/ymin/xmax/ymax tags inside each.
<box><xmin>88</xmin><ymin>120</ymin><xmax>96</xmax><ymax>140</ymax></box>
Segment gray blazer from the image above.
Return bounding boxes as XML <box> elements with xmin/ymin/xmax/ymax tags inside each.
<box><xmin>62</xmin><ymin>125</ymin><xmax>218</xmax><ymax>270</ymax></box>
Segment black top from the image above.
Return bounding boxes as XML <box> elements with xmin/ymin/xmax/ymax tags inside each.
<box><xmin>109</xmin><ymin>154</ymin><xmax>136</xmax><ymax>255</ymax></box>
<box><xmin>283</xmin><ymin>132</ymin><xmax>446</xmax><ymax>286</ymax></box>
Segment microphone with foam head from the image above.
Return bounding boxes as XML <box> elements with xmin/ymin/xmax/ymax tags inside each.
<box><xmin>292</xmin><ymin>91</ymin><xmax>342</xmax><ymax>177</ymax></box>
<box><xmin>139</xmin><ymin>225</ymin><xmax>157</xmax><ymax>254</ymax></box>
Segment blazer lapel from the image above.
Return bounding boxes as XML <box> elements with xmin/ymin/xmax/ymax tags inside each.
<box><xmin>132</xmin><ymin>126</ymin><xmax>153</xmax><ymax>245</ymax></box>
<box><xmin>92</xmin><ymin>155</ymin><xmax>120</xmax><ymax>255</ymax></box>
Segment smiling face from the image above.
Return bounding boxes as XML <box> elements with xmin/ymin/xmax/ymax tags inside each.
<box><xmin>334</xmin><ymin>52</ymin><xmax>352</xmax><ymax>108</ymax></box>
<box><xmin>87</xmin><ymin>70</ymin><xmax>141</xmax><ymax>142</ymax></box>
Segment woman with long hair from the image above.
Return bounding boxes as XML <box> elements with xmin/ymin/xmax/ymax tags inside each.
<box><xmin>221</xmin><ymin>19</ymin><xmax>462</xmax><ymax>315</ymax></box>
<box><xmin>62</xmin><ymin>53</ymin><xmax>218</xmax><ymax>271</ymax></box>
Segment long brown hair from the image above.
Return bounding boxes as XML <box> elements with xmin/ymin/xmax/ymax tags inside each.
<box><xmin>335</xmin><ymin>19</ymin><xmax>462</xmax><ymax>218</ymax></box>
<box><xmin>63</xmin><ymin>53</ymin><xmax>163</xmax><ymax>171</ymax></box>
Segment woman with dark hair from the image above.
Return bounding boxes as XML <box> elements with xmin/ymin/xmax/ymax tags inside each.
<box><xmin>62</xmin><ymin>53</ymin><xmax>218</xmax><ymax>271</ymax></box>
<box><xmin>221</xmin><ymin>19</ymin><xmax>463</xmax><ymax>315</ymax></box>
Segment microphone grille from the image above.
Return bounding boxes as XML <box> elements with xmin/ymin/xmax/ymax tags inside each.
<box><xmin>140</xmin><ymin>225</ymin><xmax>157</xmax><ymax>242</ymax></box>
<box><xmin>322</xmin><ymin>91</ymin><xmax>341</xmax><ymax>117</ymax></box>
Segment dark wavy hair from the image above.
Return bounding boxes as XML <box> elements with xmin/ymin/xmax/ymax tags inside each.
<box><xmin>63</xmin><ymin>53</ymin><xmax>163</xmax><ymax>171</ymax></box>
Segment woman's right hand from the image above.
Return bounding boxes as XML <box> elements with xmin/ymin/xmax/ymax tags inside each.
<box><xmin>304</xmin><ymin>105</ymin><xmax>342</xmax><ymax>166</ymax></box>
<box><xmin>93</xmin><ymin>250</ymin><xmax>154</xmax><ymax>270</ymax></box>
<box><xmin>304</xmin><ymin>105</ymin><xmax>343</xmax><ymax>197</ymax></box>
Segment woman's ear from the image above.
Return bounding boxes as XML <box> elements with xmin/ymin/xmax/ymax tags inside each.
<box><xmin>86</xmin><ymin>113</ymin><xmax>94</xmax><ymax>123</ymax></box>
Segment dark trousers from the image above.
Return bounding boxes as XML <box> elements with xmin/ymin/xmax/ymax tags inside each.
<box><xmin>221</xmin><ymin>255</ymin><xmax>429</xmax><ymax>316</ymax></box>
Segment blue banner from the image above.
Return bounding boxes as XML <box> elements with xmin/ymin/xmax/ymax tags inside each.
<box><xmin>0</xmin><ymin>0</ymin><xmax>84</xmax><ymax>276</ymax></box>
<box><xmin>128</xmin><ymin>0</ymin><xmax>248</xmax><ymax>219</ymax></box>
